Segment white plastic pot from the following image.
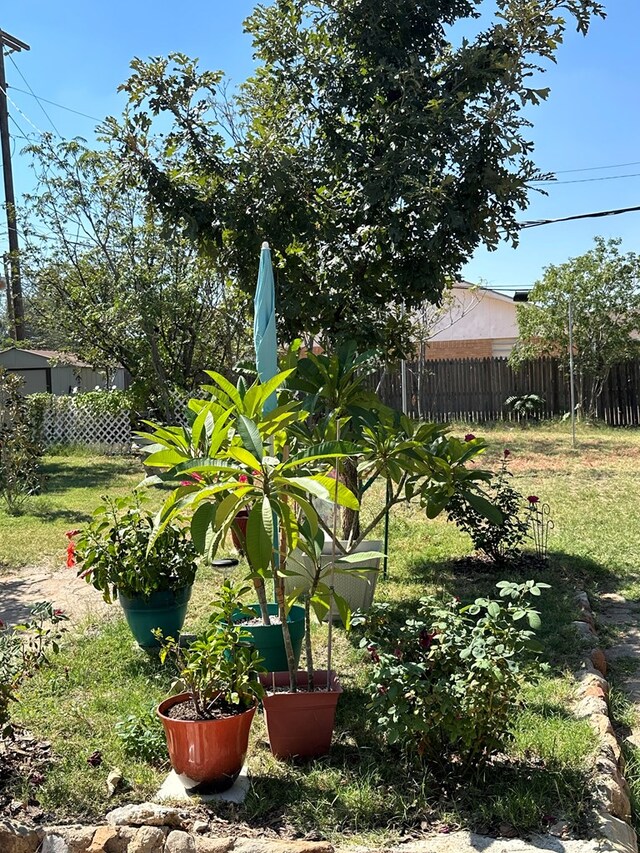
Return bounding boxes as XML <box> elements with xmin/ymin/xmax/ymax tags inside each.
<box><xmin>286</xmin><ymin>537</ymin><xmax>383</xmax><ymax>619</ymax></box>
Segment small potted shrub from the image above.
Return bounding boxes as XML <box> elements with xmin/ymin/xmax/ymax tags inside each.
<box><xmin>156</xmin><ymin>580</ymin><xmax>265</xmax><ymax>792</ymax></box>
<box><xmin>68</xmin><ymin>493</ymin><xmax>199</xmax><ymax>648</ymax></box>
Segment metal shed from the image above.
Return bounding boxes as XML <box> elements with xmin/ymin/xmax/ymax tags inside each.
<box><xmin>0</xmin><ymin>348</ymin><xmax>126</xmax><ymax>395</ymax></box>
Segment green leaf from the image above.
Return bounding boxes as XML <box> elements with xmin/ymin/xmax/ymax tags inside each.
<box><xmin>191</xmin><ymin>503</ymin><xmax>216</xmax><ymax>554</ymax></box>
<box><xmin>465</xmin><ymin>491</ymin><xmax>503</xmax><ymax>525</ymax></box>
<box><xmin>246</xmin><ymin>502</ymin><xmax>273</xmax><ymax>573</ymax></box>
<box><xmin>237</xmin><ymin>415</ymin><xmax>264</xmax><ymax>462</ymax></box>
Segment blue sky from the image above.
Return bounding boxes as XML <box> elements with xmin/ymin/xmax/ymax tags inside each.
<box><xmin>1</xmin><ymin>1</ymin><xmax>637</xmax><ymax>290</ymax></box>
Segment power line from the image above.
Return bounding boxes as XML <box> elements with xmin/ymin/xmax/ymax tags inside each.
<box><xmin>0</xmin><ymin>81</ymin><xmax>43</xmax><ymax>136</ymax></box>
<box><xmin>7</xmin><ymin>53</ymin><xmax>61</xmax><ymax>136</ymax></box>
<box><xmin>520</xmin><ymin>204</ymin><xmax>640</xmax><ymax>229</ymax></box>
<box><xmin>7</xmin><ymin>85</ymin><xmax>100</xmax><ymax>122</ymax></box>
<box><xmin>532</xmin><ymin>172</ymin><xmax>640</xmax><ymax>186</ymax></box>
<box><xmin>549</xmin><ymin>159</ymin><xmax>640</xmax><ymax>176</ymax></box>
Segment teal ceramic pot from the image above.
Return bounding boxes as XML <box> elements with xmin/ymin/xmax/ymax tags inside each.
<box><xmin>236</xmin><ymin>604</ymin><xmax>305</xmax><ymax>673</ymax></box>
<box><xmin>118</xmin><ymin>586</ymin><xmax>193</xmax><ymax>649</ymax></box>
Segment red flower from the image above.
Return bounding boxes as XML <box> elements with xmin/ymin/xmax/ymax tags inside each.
<box><xmin>419</xmin><ymin>629</ymin><xmax>436</xmax><ymax>650</ymax></box>
<box><xmin>464</xmin><ymin>433</ymin><xmax>476</xmax><ymax>442</ymax></box>
<box><xmin>238</xmin><ymin>474</ymin><xmax>249</xmax><ymax>484</ymax></box>
<box><xmin>367</xmin><ymin>645</ymin><xmax>380</xmax><ymax>664</ymax></box>
<box><xmin>53</xmin><ymin>608</ymin><xmax>65</xmax><ymax>617</ymax></box>
<box><xmin>190</xmin><ymin>472</ymin><xmax>204</xmax><ymax>482</ymax></box>
<box><xmin>66</xmin><ymin>541</ymin><xmax>76</xmax><ymax>569</ymax></box>
<box><xmin>528</xmin><ymin>495</ymin><xmax>540</xmax><ymax>504</ymax></box>
<box><xmin>65</xmin><ymin>529</ymin><xmax>80</xmax><ymax>539</ymax></box>
<box><xmin>504</xmin><ymin>448</ymin><xmax>511</xmax><ymax>458</ymax></box>
<box><xmin>179</xmin><ymin>480</ymin><xmax>193</xmax><ymax>487</ymax></box>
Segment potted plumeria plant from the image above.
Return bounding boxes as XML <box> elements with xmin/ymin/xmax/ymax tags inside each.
<box><xmin>156</xmin><ymin>579</ymin><xmax>265</xmax><ymax>791</ymax></box>
<box><xmin>68</xmin><ymin>493</ymin><xmax>199</xmax><ymax>648</ymax></box>
<box><xmin>143</xmin><ymin>365</ymin><xmax>495</xmax><ymax>759</ymax></box>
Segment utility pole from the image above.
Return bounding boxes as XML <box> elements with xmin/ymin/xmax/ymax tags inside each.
<box><xmin>0</xmin><ymin>29</ymin><xmax>30</xmax><ymax>341</ymax></box>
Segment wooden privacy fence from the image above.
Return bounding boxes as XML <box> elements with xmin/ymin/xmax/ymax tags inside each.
<box><xmin>370</xmin><ymin>358</ymin><xmax>640</xmax><ymax>426</ymax></box>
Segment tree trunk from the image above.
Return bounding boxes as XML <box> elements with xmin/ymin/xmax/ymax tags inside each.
<box><xmin>340</xmin><ymin>457</ymin><xmax>360</xmax><ymax>542</ymax></box>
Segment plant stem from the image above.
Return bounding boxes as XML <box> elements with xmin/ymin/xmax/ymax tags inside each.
<box><xmin>304</xmin><ymin>595</ymin><xmax>314</xmax><ymax>691</ymax></box>
<box><xmin>253</xmin><ymin>577</ymin><xmax>270</xmax><ymax>625</ymax></box>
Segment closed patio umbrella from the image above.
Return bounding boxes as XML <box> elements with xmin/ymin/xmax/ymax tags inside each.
<box><xmin>254</xmin><ymin>241</ymin><xmax>278</xmax><ymax>412</ymax></box>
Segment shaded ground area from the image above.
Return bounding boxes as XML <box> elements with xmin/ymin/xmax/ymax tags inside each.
<box><xmin>0</xmin><ymin>562</ymin><xmax>110</xmax><ymax>625</ymax></box>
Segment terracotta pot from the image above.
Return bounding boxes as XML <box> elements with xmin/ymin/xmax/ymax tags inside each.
<box><xmin>157</xmin><ymin>692</ymin><xmax>256</xmax><ymax>792</ymax></box>
<box><xmin>260</xmin><ymin>670</ymin><xmax>342</xmax><ymax>760</ymax></box>
<box><xmin>231</xmin><ymin>509</ymin><xmax>249</xmax><ymax>553</ymax></box>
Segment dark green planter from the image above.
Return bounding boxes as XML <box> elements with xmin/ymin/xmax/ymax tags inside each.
<box><xmin>236</xmin><ymin>604</ymin><xmax>305</xmax><ymax>673</ymax></box>
<box><xmin>118</xmin><ymin>586</ymin><xmax>193</xmax><ymax>649</ymax></box>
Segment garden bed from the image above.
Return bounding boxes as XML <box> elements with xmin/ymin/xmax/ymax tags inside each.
<box><xmin>2</xmin><ymin>424</ymin><xmax>639</xmax><ymax>844</ymax></box>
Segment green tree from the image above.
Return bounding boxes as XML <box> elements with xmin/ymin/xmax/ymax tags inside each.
<box><xmin>21</xmin><ymin>136</ymin><xmax>251</xmax><ymax>419</ymax></box>
<box><xmin>510</xmin><ymin>237</ymin><xmax>640</xmax><ymax>417</ymax></box>
<box><xmin>106</xmin><ymin>0</ymin><xmax>603</xmax><ymax>359</ymax></box>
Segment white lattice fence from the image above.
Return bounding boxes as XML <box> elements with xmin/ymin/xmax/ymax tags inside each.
<box><xmin>41</xmin><ymin>406</ymin><xmax>132</xmax><ymax>453</ymax></box>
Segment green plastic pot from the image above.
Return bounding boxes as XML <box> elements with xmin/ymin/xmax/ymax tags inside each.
<box><xmin>118</xmin><ymin>586</ymin><xmax>193</xmax><ymax>649</ymax></box>
<box><xmin>236</xmin><ymin>604</ymin><xmax>305</xmax><ymax>673</ymax></box>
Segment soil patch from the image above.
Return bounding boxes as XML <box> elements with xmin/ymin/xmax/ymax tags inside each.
<box><xmin>163</xmin><ymin>699</ymin><xmax>248</xmax><ymax>721</ymax></box>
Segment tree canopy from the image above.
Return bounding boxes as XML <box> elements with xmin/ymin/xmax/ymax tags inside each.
<box><xmin>510</xmin><ymin>237</ymin><xmax>640</xmax><ymax>416</ymax></box>
<box><xmin>21</xmin><ymin>136</ymin><xmax>250</xmax><ymax>418</ymax></box>
<box><xmin>105</xmin><ymin>0</ymin><xmax>604</xmax><ymax>358</ymax></box>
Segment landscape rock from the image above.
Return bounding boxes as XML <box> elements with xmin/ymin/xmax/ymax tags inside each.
<box><xmin>572</xmin><ymin>620</ymin><xmax>597</xmax><ymax>641</ymax></box>
<box><xmin>106</xmin><ymin>802</ymin><xmax>186</xmax><ymax>828</ymax></box>
<box><xmin>0</xmin><ymin>819</ymin><xmax>43</xmax><ymax>853</ymax></box>
<box><xmin>597</xmin><ymin>806</ymin><xmax>639</xmax><ymax>853</ymax></box>
<box><xmin>588</xmin><ymin>712</ymin><xmax>615</xmax><ymax>737</ymax></box>
<box><xmin>234</xmin><ymin>840</ymin><xmax>334</xmax><ymax>853</ymax></box>
<box><xmin>128</xmin><ymin>825</ymin><xmax>167</xmax><ymax>853</ymax></box>
<box><xmin>594</xmin><ymin>773</ymin><xmax>632</xmax><ymax>821</ymax></box>
<box><xmin>41</xmin><ymin>836</ymin><xmax>70</xmax><ymax>853</ymax></box>
<box><xmin>87</xmin><ymin>826</ymin><xmax>119</xmax><ymax>853</ymax></box>
<box><xmin>192</xmin><ymin>821</ymin><xmax>209</xmax><ymax>834</ymax></box>
<box><xmin>165</xmin><ymin>830</ymin><xmax>197</xmax><ymax>853</ymax></box>
<box><xmin>574</xmin><ymin>695</ymin><xmax>608</xmax><ymax>719</ymax></box>
<box><xmin>591</xmin><ymin>649</ymin><xmax>608</xmax><ymax>676</ymax></box>
<box><xmin>194</xmin><ymin>838</ymin><xmax>234</xmax><ymax>853</ymax></box>
<box><xmin>575</xmin><ymin>671</ymin><xmax>609</xmax><ymax>697</ymax></box>
<box><xmin>44</xmin><ymin>826</ymin><xmax>95</xmax><ymax>853</ymax></box>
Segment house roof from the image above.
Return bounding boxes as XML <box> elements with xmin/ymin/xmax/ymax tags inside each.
<box><xmin>455</xmin><ymin>280</ymin><xmax>517</xmax><ymax>306</ymax></box>
<box><xmin>0</xmin><ymin>347</ymin><xmax>94</xmax><ymax>368</ymax></box>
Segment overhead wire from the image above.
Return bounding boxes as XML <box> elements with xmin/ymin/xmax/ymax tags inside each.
<box><xmin>6</xmin><ymin>85</ymin><xmax>101</xmax><ymax>123</ymax></box>
<box><xmin>7</xmin><ymin>53</ymin><xmax>62</xmax><ymax>137</ymax></box>
<box><xmin>532</xmin><ymin>172</ymin><xmax>640</xmax><ymax>186</ymax></box>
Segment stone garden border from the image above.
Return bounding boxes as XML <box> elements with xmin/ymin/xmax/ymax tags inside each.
<box><xmin>573</xmin><ymin>590</ymin><xmax>638</xmax><ymax>853</ymax></box>
<box><xmin>1</xmin><ymin>591</ymin><xmax>637</xmax><ymax>853</ymax></box>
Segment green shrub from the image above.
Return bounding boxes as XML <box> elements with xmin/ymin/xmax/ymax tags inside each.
<box><xmin>0</xmin><ymin>369</ymin><xmax>44</xmax><ymax>514</ymax></box>
<box><xmin>356</xmin><ymin>580</ymin><xmax>549</xmax><ymax>768</ymax></box>
<box><xmin>446</xmin><ymin>449</ymin><xmax>530</xmax><ymax>563</ymax></box>
<box><xmin>0</xmin><ymin>602</ymin><xmax>68</xmax><ymax>734</ymax></box>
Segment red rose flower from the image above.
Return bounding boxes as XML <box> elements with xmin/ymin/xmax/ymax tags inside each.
<box><xmin>238</xmin><ymin>473</ymin><xmax>249</xmax><ymax>484</ymax></box>
<box><xmin>528</xmin><ymin>495</ymin><xmax>540</xmax><ymax>504</ymax></box>
<box><xmin>504</xmin><ymin>448</ymin><xmax>511</xmax><ymax>458</ymax></box>
<box><xmin>464</xmin><ymin>433</ymin><xmax>476</xmax><ymax>442</ymax></box>
<box><xmin>53</xmin><ymin>608</ymin><xmax>65</xmax><ymax>617</ymax></box>
<box><xmin>65</xmin><ymin>529</ymin><xmax>80</xmax><ymax>539</ymax></box>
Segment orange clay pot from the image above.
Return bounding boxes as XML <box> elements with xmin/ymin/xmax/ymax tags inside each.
<box><xmin>260</xmin><ymin>670</ymin><xmax>342</xmax><ymax>760</ymax></box>
<box><xmin>157</xmin><ymin>692</ymin><xmax>256</xmax><ymax>792</ymax></box>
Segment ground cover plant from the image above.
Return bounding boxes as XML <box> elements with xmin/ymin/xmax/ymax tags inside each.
<box><xmin>4</xmin><ymin>422</ymin><xmax>635</xmax><ymax>841</ymax></box>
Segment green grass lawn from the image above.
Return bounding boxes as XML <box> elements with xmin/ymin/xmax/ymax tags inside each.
<box><xmin>6</xmin><ymin>422</ymin><xmax>640</xmax><ymax>842</ymax></box>
<box><xmin>0</xmin><ymin>451</ymin><xmax>144</xmax><ymax>570</ymax></box>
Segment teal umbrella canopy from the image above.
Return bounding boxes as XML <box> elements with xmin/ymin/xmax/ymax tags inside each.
<box><xmin>254</xmin><ymin>241</ymin><xmax>278</xmax><ymax>412</ymax></box>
